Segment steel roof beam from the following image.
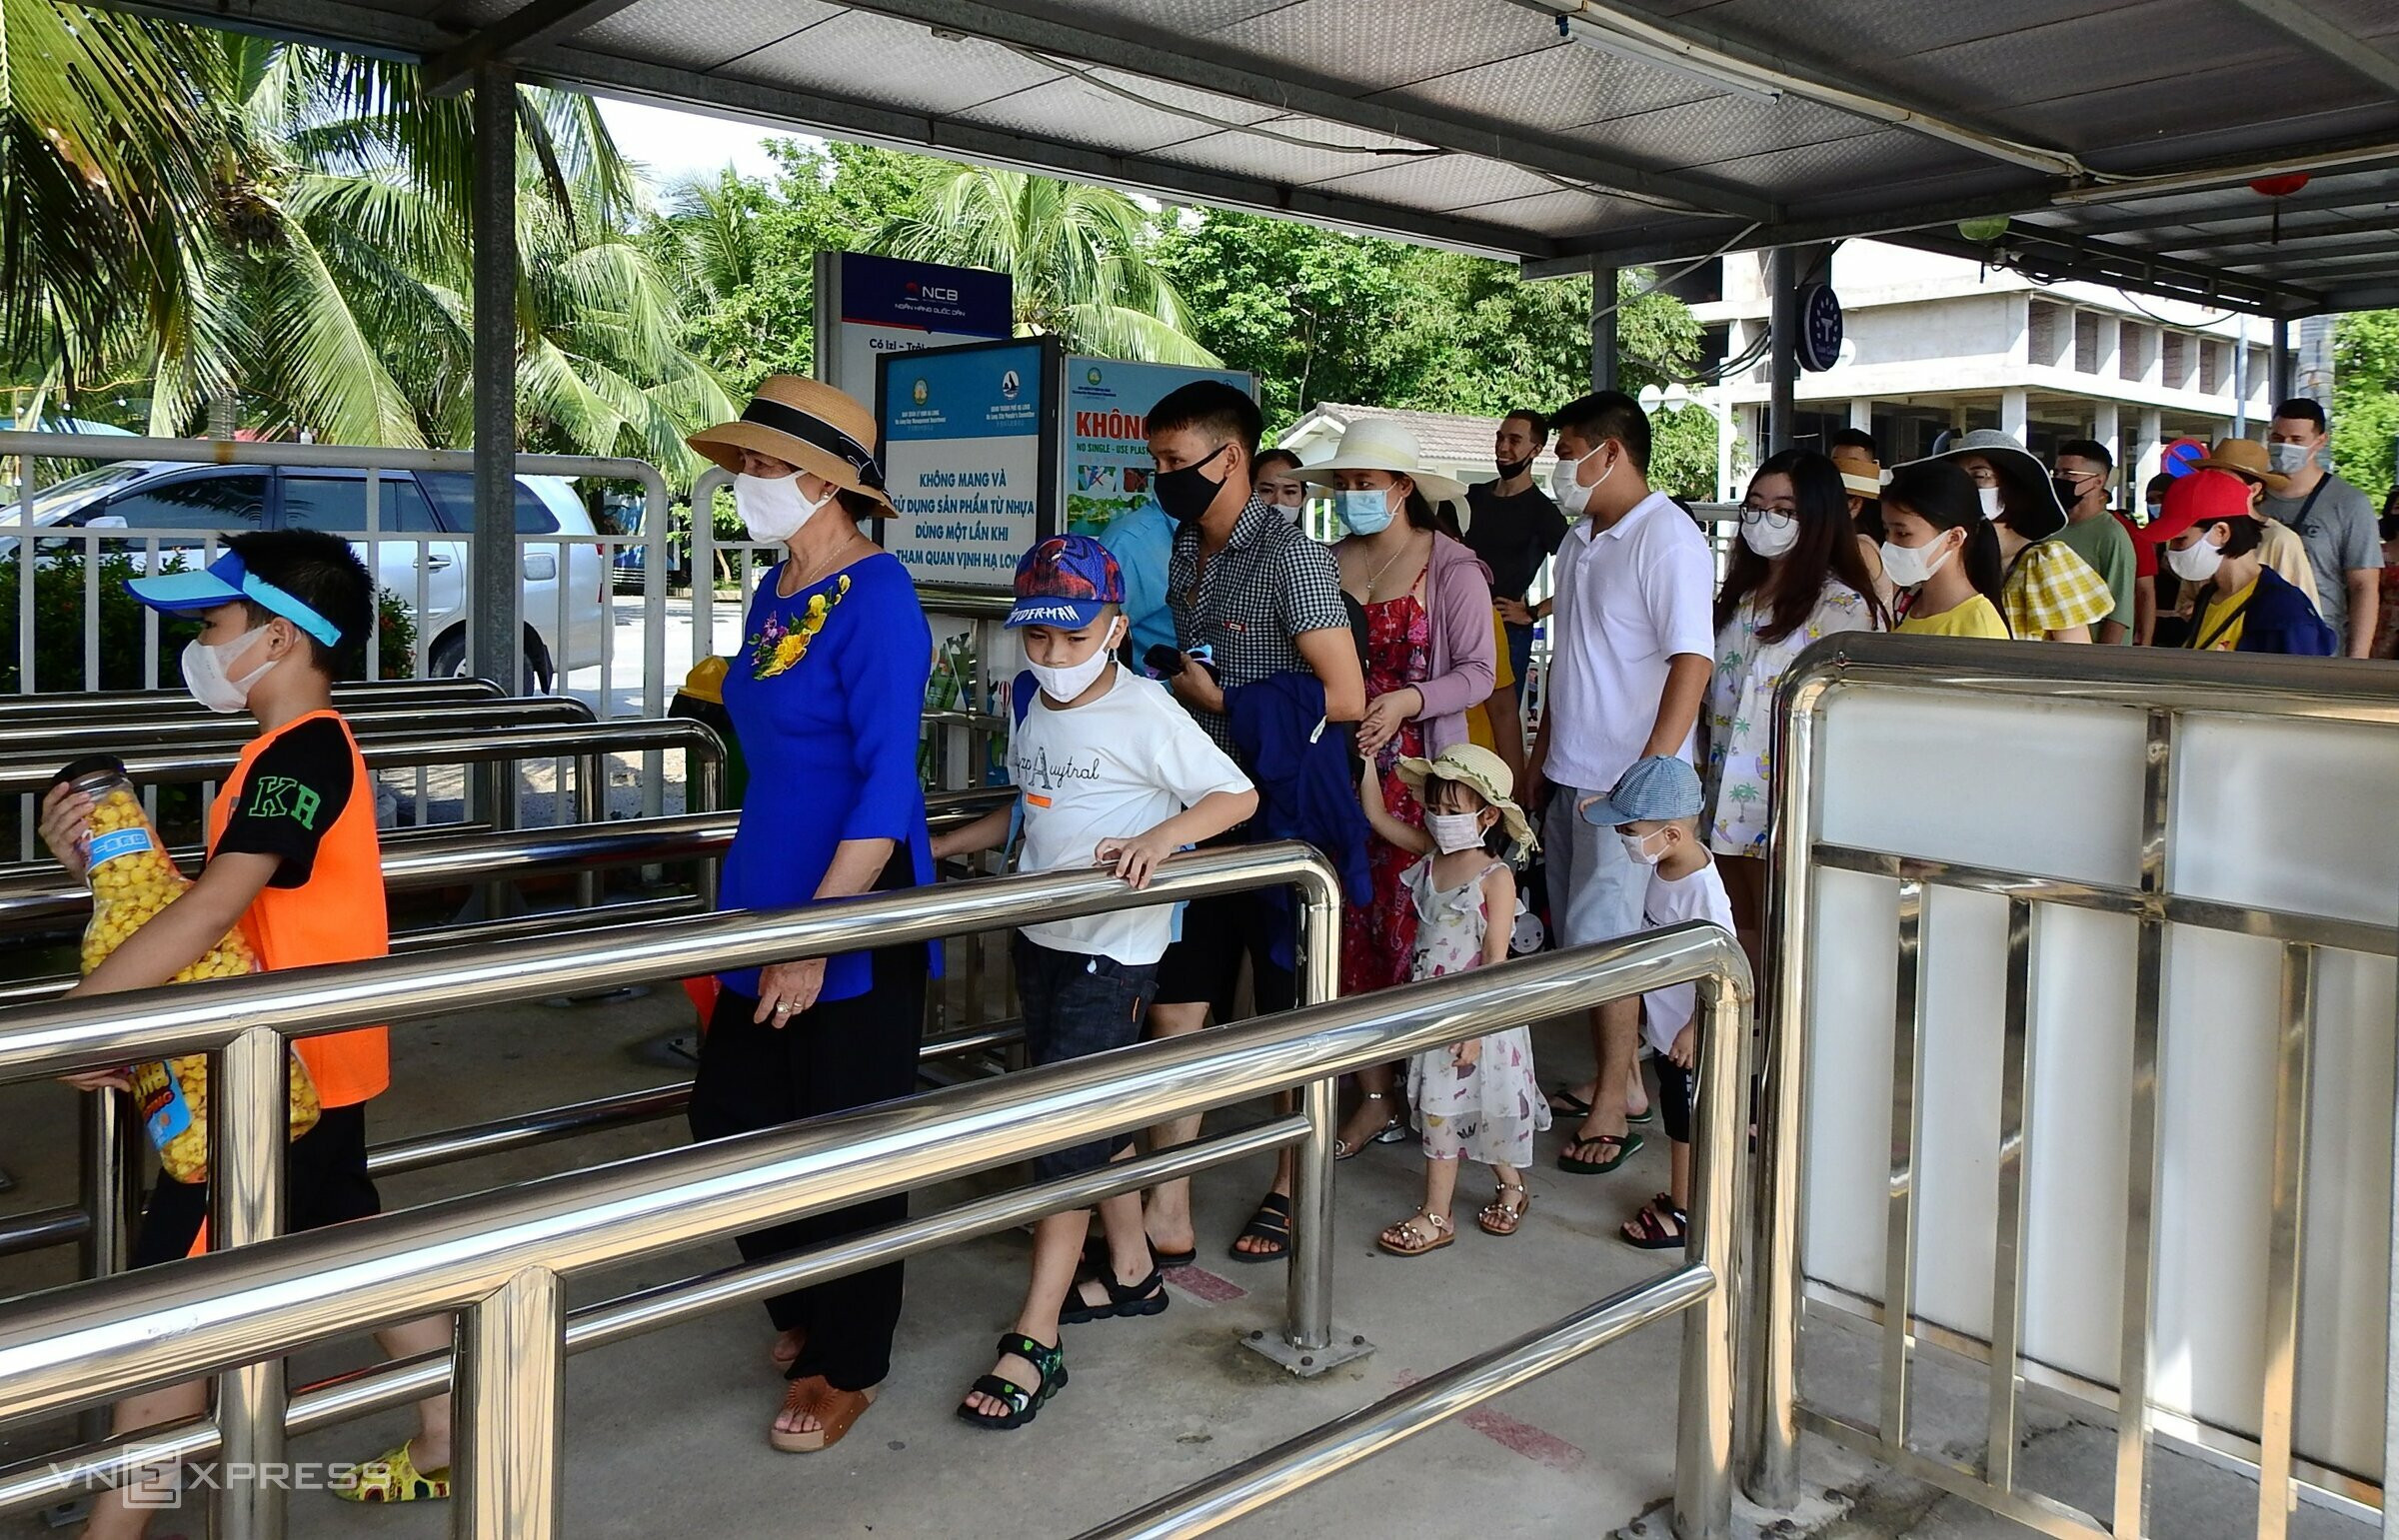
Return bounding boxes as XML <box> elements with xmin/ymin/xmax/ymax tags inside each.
<box><xmin>1518</xmin><ymin>189</ymin><xmax>2051</xmax><ymax>279</ymax></box>
<box><xmin>1892</xmin><ymin>228</ymin><xmax>2321</xmax><ymax>316</ymax></box>
<box><xmin>828</xmin><ymin>0</ymin><xmax>1776</xmax><ymax>221</ymax></box>
<box><xmin>2217</xmin><ymin>0</ymin><xmax>2399</xmax><ymax>94</ymax></box>
<box><xmin>2146</xmin><ymin>225</ymin><xmax>2399</xmax><ymax>261</ymax></box>
<box><xmin>1515</xmin><ymin>0</ymin><xmax>2087</xmax><ymax>178</ymax></box>
<box><xmin>2046</xmin><ymin>180</ymin><xmax>2399</xmax><ymax>238</ymax></box>
<box><xmin>424</xmin><ymin>0</ymin><xmax>647</xmax><ymax>97</ymax></box>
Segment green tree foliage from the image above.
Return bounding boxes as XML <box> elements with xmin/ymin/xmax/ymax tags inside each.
<box><xmin>2331</xmin><ymin>310</ymin><xmax>2399</xmax><ymax>507</ymax></box>
<box><xmin>876</xmin><ymin>166</ymin><xmax>1214</xmax><ymax>364</ymax></box>
<box><xmin>1153</xmin><ymin>209</ymin><xmax>1719</xmax><ymax>499</ymax></box>
<box><xmin>1</xmin><ymin>8</ymin><xmax>732</xmax><ymax>475</ymax></box>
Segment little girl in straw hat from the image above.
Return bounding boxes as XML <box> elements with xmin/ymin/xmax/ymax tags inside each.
<box><xmin>1357</xmin><ymin>744</ymin><xmax>1548</xmax><ymax>1255</ymax></box>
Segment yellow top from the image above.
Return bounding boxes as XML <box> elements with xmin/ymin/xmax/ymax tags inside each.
<box><xmin>2185</xmin><ymin>577</ymin><xmax>2258</xmax><ymax>652</ymax></box>
<box><xmin>1895</xmin><ymin>593</ymin><xmax>2009</xmax><ymax>639</ymax></box>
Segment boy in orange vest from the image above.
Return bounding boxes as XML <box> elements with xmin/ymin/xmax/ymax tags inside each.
<box><xmin>40</xmin><ymin>530</ymin><xmax>452</xmax><ymax>1531</ymax></box>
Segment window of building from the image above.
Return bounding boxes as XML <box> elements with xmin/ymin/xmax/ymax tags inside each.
<box><xmin>2162</xmin><ymin>332</ymin><xmax>2189</xmax><ymax>390</ymax></box>
<box><xmin>2028</xmin><ymin>300</ymin><xmax>2063</xmax><ymax>367</ymax></box>
<box><xmin>2200</xmin><ymin>340</ymin><xmax>2226</xmax><ymax>394</ymax></box>
<box><xmin>2119</xmin><ymin>322</ymin><xmax>2151</xmax><ymax>382</ymax></box>
<box><xmin>2073</xmin><ymin>313</ymin><xmax>2100</xmax><ymax>374</ymax></box>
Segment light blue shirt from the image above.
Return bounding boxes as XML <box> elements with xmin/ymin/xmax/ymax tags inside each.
<box><xmin>1098</xmin><ymin>501</ymin><xmax>1178</xmax><ymax>662</ymax></box>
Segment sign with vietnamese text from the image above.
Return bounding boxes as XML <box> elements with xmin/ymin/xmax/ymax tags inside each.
<box><xmin>877</xmin><ymin>338</ymin><xmax>1058</xmax><ymax>589</ymax></box>
<box><xmin>816</xmin><ymin>251</ymin><xmax>1013</xmax><ymax>397</ymax></box>
<box><xmin>1063</xmin><ymin>357</ymin><xmax>1254</xmax><ymax>537</ymax></box>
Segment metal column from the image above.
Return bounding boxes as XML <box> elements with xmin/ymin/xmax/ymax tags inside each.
<box><xmin>2270</xmin><ymin>317</ymin><xmax>2295</xmax><ymax>408</ymax></box>
<box><xmin>469</xmin><ymin>64</ymin><xmax>521</xmax><ymax>690</ymax></box>
<box><xmin>1766</xmin><ymin>248</ymin><xmax>1798</xmax><ymax>452</ymax></box>
<box><xmin>1590</xmin><ymin>261</ymin><xmax>1619</xmax><ymax>394</ymax></box>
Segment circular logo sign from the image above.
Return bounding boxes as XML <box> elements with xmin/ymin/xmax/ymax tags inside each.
<box><xmin>1797</xmin><ymin>283</ymin><xmax>1843</xmax><ymax>373</ymax></box>
<box><xmin>2161</xmin><ymin>437</ymin><xmax>2208</xmax><ymax>478</ymax></box>
<box><xmin>911</xmin><ymin>379</ymin><xmax>928</xmax><ymax>407</ymax></box>
<box><xmin>1086</xmin><ymin>367</ymin><xmax>1103</xmax><ymax>386</ymax></box>
<box><xmin>1001</xmin><ymin>370</ymin><xmax>1022</xmax><ymax>400</ymax></box>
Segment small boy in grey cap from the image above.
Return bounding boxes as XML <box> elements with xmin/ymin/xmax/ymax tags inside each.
<box><xmin>1575</xmin><ymin>755</ymin><xmax>1736</xmax><ymax>1249</ymax></box>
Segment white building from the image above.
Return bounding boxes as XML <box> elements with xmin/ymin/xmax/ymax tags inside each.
<box><xmin>1694</xmin><ymin>241</ymin><xmax>2306</xmax><ymax>501</ymax></box>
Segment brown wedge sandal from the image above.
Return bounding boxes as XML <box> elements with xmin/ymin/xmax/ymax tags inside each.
<box><xmin>769</xmin><ymin>1374</ymin><xmax>880</xmax><ymax>1453</ymax></box>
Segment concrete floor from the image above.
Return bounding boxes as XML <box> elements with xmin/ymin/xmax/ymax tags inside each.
<box><xmin>0</xmin><ymin>985</ymin><xmax>2355</xmax><ymax>1539</ymax></box>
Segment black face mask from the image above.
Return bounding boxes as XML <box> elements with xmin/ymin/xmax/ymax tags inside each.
<box><xmin>1495</xmin><ymin>455</ymin><xmax>1533</xmax><ymax>481</ymax></box>
<box><xmin>2051</xmin><ymin>474</ymin><xmax>2090</xmax><ymax>509</ymax></box>
<box><xmin>1155</xmin><ymin>443</ymin><xmax>1230</xmax><ymax>526</ymax></box>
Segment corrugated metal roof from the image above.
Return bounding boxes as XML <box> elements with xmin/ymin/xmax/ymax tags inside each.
<box><xmin>107</xmin><ymin>0</ymin><xmax>2399</xmax><ymax>315</ymax></box>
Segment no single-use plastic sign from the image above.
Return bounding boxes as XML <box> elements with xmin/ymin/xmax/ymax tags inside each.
<box><xmin>2162</xmin><ymin>437</ymin><xmax>2208</xmax><ymax>477</ymax></box>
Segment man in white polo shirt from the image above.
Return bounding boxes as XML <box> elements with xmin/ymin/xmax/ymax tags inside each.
<box><xmin>1528</xmin><ymin>390</ymin><xmax>1715</xmax><ymax>1177</ymax></box>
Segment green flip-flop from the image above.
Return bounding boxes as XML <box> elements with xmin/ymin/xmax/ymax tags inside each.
<box><xmin>1557</xmin><ymin>1130</ymin><xmax>1644</xmax><ymax>1174</ymax></box>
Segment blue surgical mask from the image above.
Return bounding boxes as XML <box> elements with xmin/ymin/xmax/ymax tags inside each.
<box><xmin>1337</xmin><ymin>489</ymin><xmax>1394</xmax><ymax>537</ymax></box>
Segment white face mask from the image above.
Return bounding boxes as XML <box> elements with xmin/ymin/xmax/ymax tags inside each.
<box><xmin>2164</xmin><ymin>536</ymin><xmax>2224</xmax><ymax>583</ymax></box>
<box><xmin>1976</xmin><ymin>485</ymin><xmax>2005</xmax><ymax>521</ymax></box>
<box><xmin>1027</xmin><ymin>620</ymin><xmax>1124</xmax><ymax>703</ymax></box>
<box><xmin>1551</xmin><ymin>447</ymin><xmax>1612</xmax><ymax>517</ymax></box>
<box><xmin>181</xmin><ymin>626</ymin><xmax>278</xmax><ymax>714</ymax></box>
<box><xmin>736</xmin><ymin>473</ymin><xmax>833</xmax><ymax>545</ymax></box>
<box><xmin>1425</xmin><ymin>810</ymin><xmax>1487</xmax><ymax>854</ymax></box>
<box><xmin>1619</xmin><ymin>826</ymin><xmax>1669</xmax><ymax>867</ymax></box>
<box><xmin>1270</xmin><ymin>498</ymin><xmax>1304</xmax><ymax>525</ymax></box>
<box><xmin>1739</xmin><ymin>511</ymin><xmax>1800</xmax><ymax>559</ymax></box>
<box><xmin>2267</xmin><ymin>441</ymin><xmax>2312</xmax><ymax>475</ymax></box>
<box><xmin>1879</xmin><ymin>535</ymin><xmax>1953</xmax><ymax>589</ymax></box>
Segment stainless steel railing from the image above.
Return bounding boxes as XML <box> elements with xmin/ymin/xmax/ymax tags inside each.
<box><xmin>0</xmin><ymin>901</ymin><xmax>1748</xmax><ymax>1540</ymax></box>
<box><xmin>1745</xmin><ymin>635</ymin><xmax>2399</xmax><ymax>1539</ymax></box>
<box><xmin>0</xmin><ymin>693</ymin><xmax>594</xmax><ymax>762</ymax></box>
<box><xmin>0</xmin><ymin>841</ymin><xmax>1343</xmax><ymax>1539</ymax></box>
<box><xmin>0</xmin><ymin>789</ymin><xmax>1017</xmax><ymax>1270</ymax></box>
<box><xmin>0</xmin><ymin>678</ymin><xmax>506</xmax><ymax>726</ymax></box>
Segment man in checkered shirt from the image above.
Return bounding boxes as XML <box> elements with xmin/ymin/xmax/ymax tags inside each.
<box><xmin>1136</xmin><ymin>380</ymin><xmax>1364</xmax><ymax>1266</ymax></box>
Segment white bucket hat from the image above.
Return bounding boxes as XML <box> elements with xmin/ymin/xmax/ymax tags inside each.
<box><xmin>1296</xmin><ymin>420</ymin><xmax>1468</xmax><ymax>511</ymax></box>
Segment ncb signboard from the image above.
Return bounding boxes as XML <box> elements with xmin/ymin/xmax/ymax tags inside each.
<box><xmin>815</xmin><ymin>251</ymin><xmax>1013</xmax><ymax>396</ymax></box>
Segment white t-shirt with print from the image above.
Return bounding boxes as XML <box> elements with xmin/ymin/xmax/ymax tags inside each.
<box><xmin>1012</xmin><ymin>666</ymin><xmax>1251</xmax><ymax>965</ymax></box>
<box><xmin>1639</xmin><ymin>855</ymin><xmax>1737</xmax><ymax>1056</ymax></box>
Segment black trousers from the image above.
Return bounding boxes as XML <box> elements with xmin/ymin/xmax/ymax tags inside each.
<box><xmin>688</xmin><ymin>944</ymin><xmax>928</xmax><ymax>1391</ymax></box>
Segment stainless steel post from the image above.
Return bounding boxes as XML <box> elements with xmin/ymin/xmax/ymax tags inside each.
<box><xmin>454</xmin><ymin>1266</ymin><xmax>563</xmax><ymax>1540</ymax></box>
<box><xmin>77</xmin><ymin>1091</ymin><xmax>132</xmax><ymax>1280</ymax></box>
<box><xmin>1674</xmin><ymin>967</ymin><xmax>1752</xmax><ymax>1540</ymax></box>
<box><xmin>1281</xmin><ymin>871</ymin><xmax>1346</xmax><ymax>1362</ymax></box>
<box><xmin>1589</xmin><ymin>260</ymin><xmax>1619</xmax><ymax>392</ymax></box>
<box><xmin>211</xmin><ymin>1026</ymin><xmax>291</xmax><ymax>1540</ymax></box>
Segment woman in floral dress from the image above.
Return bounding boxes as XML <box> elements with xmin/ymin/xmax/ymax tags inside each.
<box><xmin>1704</xmin><ymin>450</ymin><xmax>1884</xmax><ymax>964</ymax></box>
<box><xmin>1304</xmin><ymin>422</ymin><xmax>1494</xmax><ymax>1157</ymax></box>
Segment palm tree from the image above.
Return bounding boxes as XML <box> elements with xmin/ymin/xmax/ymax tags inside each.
<box><xmin>1</xmin><ymin>5</ymin><xmax>733</xmax><ymax>476</ymax></box>
<box><xmin>876</xmin><ymin>166</ymin><xmax>1216</xmax><ymax>366</ymax></box>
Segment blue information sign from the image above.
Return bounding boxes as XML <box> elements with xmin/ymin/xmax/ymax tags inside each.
<box><xmin>877</xmin><ymin>338</ymin><xmax>1058</xmax><ymax>588</ymax></box>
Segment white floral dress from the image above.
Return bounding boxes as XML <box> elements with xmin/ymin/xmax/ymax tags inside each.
<box><xmin>1401</xmin><ymin>857</ymin><xmax>1550</xmax><ymax>1167</ymax></box>
<box><xmin>1704</xmin><ymin>584</ymin><xmax>1877</xmax><ymax>856</ymax></box>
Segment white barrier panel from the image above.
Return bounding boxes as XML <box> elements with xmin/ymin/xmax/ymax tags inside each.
<box><xmin>1779</xmin><ymin>641</ymin><xmax>2398</xmax><ymax>1523</ymax></box>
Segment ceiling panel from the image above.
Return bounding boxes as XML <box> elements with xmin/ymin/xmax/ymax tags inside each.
<box><xmin>1382</xmin><ymin>40</ymin><xmax>1714</xmax><ymax>132</ymax></box>
<box><xmin>722</xmin><ymin>9</ymin><xmax>1061</xmax><ymax>118</ymax></box>
<box><xmin>949</xmin><ymin>73</ymin><xmax>1275</xmax><ymax>157</ymax></box>
<box><xmin>1214</xmin><ymin>0</ymin><xmax>1544</xmax><ymax>95</ymax></box>
<box><xmin>1307</xmin><ymin>153</ymin><xmax>1566</xmax><ymax>213</ymax></box>
<box><xmin>576</xmin><ymin>0</ymin><xmax>840</xmax><ymax>69</ymax></box>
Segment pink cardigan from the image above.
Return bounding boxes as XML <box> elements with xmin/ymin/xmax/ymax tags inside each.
<box><xmin>1340</xmin><ymin>531</ymin><xmax>1496</xmax><ymax>757</ymax></box>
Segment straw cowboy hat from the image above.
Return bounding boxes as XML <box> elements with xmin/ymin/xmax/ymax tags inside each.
<box><xmin>1394</xmin><ymin>744</ymin><xmax>1537</xmax><ymax>854</ymax></box>
<box><xmin>1296</xmin><ymin>420</ymin><xmax>1469</xmax><ymax>511</ymax></box>
<box><xmin>1899</xmin><ymin>427</ymin><xmax>2065</xmax><ymax>540</ymax></box>
<box><xmin>2194</xmin><ymin>437</ymin><xmax>2289</xmax><ymax>495</ymax></box>
<box><xmin>687</xmin><ymin>375</ymin><xmax>894</xmax><ymax>513</ymax></box>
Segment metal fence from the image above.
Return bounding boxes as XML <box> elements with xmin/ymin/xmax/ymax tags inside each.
<box><xmin>1746</xmin><ymin>635</ymin><xmax>2399</xmax><ymax>1540</ymax></box>
<box><xmin>0</xmin><ymin>854</ymin><xmax>1749</xmax><ymax>1540</ymax></box>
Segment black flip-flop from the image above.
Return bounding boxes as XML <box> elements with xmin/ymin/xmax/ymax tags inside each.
<box><xmin>1061</xmin><ymin>1264</ymin><xmax>1169</xmax><ymax>1324</ymax></box>
<box><xmin>1557</xmin><ymin>1130</ymin><xmax>1644</xmax><ymax>1174</ymax></box>
<box><xmin>1227</xmin><ymin>1193</ymin><xmax>1291</xmax><ymax>1263</ymax></box>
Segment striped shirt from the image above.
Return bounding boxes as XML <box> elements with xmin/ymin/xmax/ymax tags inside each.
<box><xmin>1169</xmin><ymin>498</ymin><xmax>1351</xmax><ymax>754</ymax></box>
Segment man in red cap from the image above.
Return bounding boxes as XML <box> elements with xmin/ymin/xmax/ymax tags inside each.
<box><xmin>2144</xmin><ymin>470</ymin><xmax>2337</xmax><ymax>656</ymax></box>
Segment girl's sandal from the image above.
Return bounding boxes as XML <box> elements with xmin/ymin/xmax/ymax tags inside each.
<box><xmin>1477</xmin><ymin>1182</ymin><xmax>1532</xmax><ymax>1236</ymax></box>
<box><xmin>330</xmin><ymin>1440</ymin><xmax>451</xmax><ymax>1503</ymax></box>
<box><xmin>1376</xmin><ymin>1211</ymin><xmax>1454</xmax><ymax>1256</ymax></box>
<box><xmin>956</xmin><ymin>1333</ymin><xmax>1068</xmax><ymax>1431</ymax></box>
<box><xmin>769</xmin><ymin>1326</ymin><xmax>808</xmax><ymax>1371</ymax></box>
<box><xmin>1620</xmin><ymin>1195</ymin><xmax>1689</xmax><ymax>1250</ymax></box>
<box><xmin>769</xmin><ymin>1374</ymin><xmax>880</xmax><ymax>1453</ymax></box>
<box><xmin>1333</xmin><ymin>1091</ymin><xmax>1407</xmax><ymax>1159</ymax></box>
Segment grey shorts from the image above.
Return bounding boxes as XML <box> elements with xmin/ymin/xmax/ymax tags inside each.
<box><xmin>1543</xmin><ymin>785</ymin><xmax>1649</xmax><ymax>948</ymax></box>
